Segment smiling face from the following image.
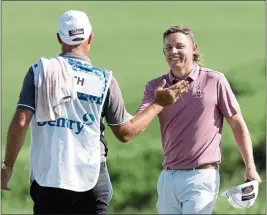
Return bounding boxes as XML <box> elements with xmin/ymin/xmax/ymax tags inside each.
<box><xmin>163</xmin><ymin>26</ymin><xmax>198</xmax><ymax>71</ymax></box>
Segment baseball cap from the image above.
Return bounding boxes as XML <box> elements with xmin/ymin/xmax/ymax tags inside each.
<box><xmin>58</xmin><ymin>10</ymin><xmax>92</xmax><ymax>45</ymax></box>
<box><xmin>221</xmin><ymin>180</ymin><xmax>259</xmax><ymax>208</ymax></box>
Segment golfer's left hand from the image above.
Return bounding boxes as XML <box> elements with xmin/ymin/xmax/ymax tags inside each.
<box><xmin>245</xmin><ymin>167</ymin><xmax>262</xmax><ymax>184</ymax></box>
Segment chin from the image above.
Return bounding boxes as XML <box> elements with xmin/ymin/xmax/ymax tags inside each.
<box><xmin>171</xmin><ymin>62</ymin><xmax>184</xmax><ymax>69</ymax></box>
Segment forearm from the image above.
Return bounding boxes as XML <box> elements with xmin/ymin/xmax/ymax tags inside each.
<box><xmin>4</xmin><ymin>115</ymin><xmax>30</xmax><ymax>167</ymax></box>
<box><xmin>115</xmin><ymin>103</ymin><xmax>163</xmax><ymax>142</ymax></box>
<box><xmin>129</xmin><ymin>103</ymin><xmax>163</xmax><ymax>134</ymax></box>
<box><xmin>231</xmin><ymin>120</ymin><xmax>256</xmax><ymax>170</ymax></box>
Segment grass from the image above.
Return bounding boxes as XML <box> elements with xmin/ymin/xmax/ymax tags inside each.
<box><xmin>2</xmin><ymin>1</ymin><xmax>266</xmax><ymax>214</ymax></box>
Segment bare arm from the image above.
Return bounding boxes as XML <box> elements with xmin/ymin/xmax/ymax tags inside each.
<box><xmin>226</xmin><ymin>112</ymin><xmax>256</xmax><ymax>169</ymax></box>
<box><xmin>1</xmin><ymin>68</ymin><xmax>35</xmax><ymax>190</ymax></box>
<box><xmin>226</xmin><ymin>112</ymin><xmax>261</xmax><ymax>183</ymax></box>
<box><xmin>111</xmin><ymin>103</ymin><xmax>163</xmax><ymax>142</ymax></box>
<box><xmin>4</xmin><ymin>108</ymin><xmax>33</xmax><ymax>167</ymax></box>
<box><xmin>216</xmin><ymin>73</ymin><xmax>261</xmax><ymax>183</ymax></box>
<box><xmin>111</xmin><ymin>79</ymin><xmax>188</xmax><ymax>142</ymax></box>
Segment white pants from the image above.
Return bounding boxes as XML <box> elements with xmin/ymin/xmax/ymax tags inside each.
<box><xmin>156</xmin><ymin>168</ymin><xmax>220</xmax><ymax>214</ymax></box>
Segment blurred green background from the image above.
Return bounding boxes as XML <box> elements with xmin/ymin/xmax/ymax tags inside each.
<box><xmin>2</xmin><ymin>1</ymin><xmax>266</xmax><ymax>214</ymax></box>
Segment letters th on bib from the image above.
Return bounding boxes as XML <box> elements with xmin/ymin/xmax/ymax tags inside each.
<box><xmin>74</xmin><ymin>71</ymin><xmax>104</xmax><ymax>97</ymax></box>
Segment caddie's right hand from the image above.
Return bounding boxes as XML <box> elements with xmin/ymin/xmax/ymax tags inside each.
<box><xmin>155</xmin><ymin>79</ymin><xmax>189</xmax><ymax>107</ymax></box>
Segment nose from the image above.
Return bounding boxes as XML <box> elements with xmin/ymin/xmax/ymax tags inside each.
<box><xmin>170</xmin><ymin>47</ymin><xmax>178</xmax><ymax>54</ymax></box>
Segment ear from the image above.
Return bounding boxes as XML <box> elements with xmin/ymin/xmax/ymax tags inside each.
<box><xmin>88</xmin><ymin>33</ymin><xmax>93</xmax><ymax>45</ymax></box>
<box><xmin>193</xmin><ymin>43</ymin><xmax>198</xmax><ymax>53</ymax></box>
<box><xmin>163</xmin><ymin>47</ymin><xmax>166</xmax><ymax>56</ymax></box>
<box><xmin>57</xmin><ymin>33</ymin><xmax>62</xmax><ymax>44</ymax></box>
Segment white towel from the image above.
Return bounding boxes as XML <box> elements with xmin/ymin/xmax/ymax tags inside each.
<box><xmin>33</xmin><ymin>56</ymin><xmax>77</xmax><ymax>122</ymax></box>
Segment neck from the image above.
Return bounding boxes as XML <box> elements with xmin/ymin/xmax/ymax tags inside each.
<box><xmin>62</xmin><ymin>44</ymin><xmax>90</xmax><ymax>57</ymax></box>
<box><xmin>171</xmin><ymin>63</ymin><xmax>194</xmax><ymax>80</ymax></box>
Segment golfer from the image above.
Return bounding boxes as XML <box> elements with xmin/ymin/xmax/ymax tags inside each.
<box><xmin>137</xmin><ymin>25</ymin><xmax>261</xmax><ymax>214</ymax></box>
<box><xmin>1</xmin><ymin>11</ymin><xmax>189</xmax><ymax>214</ymax></box>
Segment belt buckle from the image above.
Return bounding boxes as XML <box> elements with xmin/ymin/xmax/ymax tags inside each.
<box><xmin>199</xmin><ymin>163</ymin><xmax>218</xmax><ymax>169</ymax></box>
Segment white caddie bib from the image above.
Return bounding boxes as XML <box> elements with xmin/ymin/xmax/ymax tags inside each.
<box><xmin>73</xmin><ymin>71</ymin><xmax>105</xmax><ymax>97</ymax></box>
<box><xmin>29</xmin><ymin>56</ymin><xmax>112</xmax><ymax>192</ymax></box>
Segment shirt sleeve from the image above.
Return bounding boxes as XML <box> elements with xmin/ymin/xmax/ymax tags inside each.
<box><xmin>217</xmin><ymin>74</ymin><xmax>240</xmax><ymax>118</ymax></box>
<box><xmin>136</xmin><ymin>81</ymin><xmax>155</xmax><ymax>112</ymax></box>
<box><xmin>103</xmin><ymin>77</ymin><xmax>132</xmax><ymax>126</ymax></box>
<box><xmin>16</xmin><ymin>67</ymin><xmax>35</xmax><ymax>112</ymax></box>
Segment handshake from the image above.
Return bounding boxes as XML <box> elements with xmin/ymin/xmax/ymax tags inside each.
<box><xmin>155</xmin><ymin>79</ymin><xmax>189</xmax><ymax>107</ymax></box>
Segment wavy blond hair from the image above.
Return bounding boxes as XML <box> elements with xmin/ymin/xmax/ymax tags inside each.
<box><xmin>163</xmin><ymin>25</ymin><xmax>204</xmax><ymax>67</ymax></box>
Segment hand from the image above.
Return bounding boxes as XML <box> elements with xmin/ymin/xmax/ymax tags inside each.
<box><xmin>155</xmin><ymin>79</ymin><xmax>189</xmax><ymax>107</ymax></box>
<box><xmin>245</xmin><ymin>167</ymin><xmax>262</xmax><ymax>184</ymax></box>
<box><xmin>1</xmin><ymin>167</ymin><xmax>13</xmax><ymax>191</ymax></box>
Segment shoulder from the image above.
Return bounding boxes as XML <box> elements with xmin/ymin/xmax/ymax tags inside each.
<box><xmin>108</xmin><ymin>76</ymin><xmax>119</xmax><ymax>91</ymax></box>
<box><xmin>89</xmin><ymin>64</ymin><xmax>112</xmax><ymax>73</ymax></box>
<box><xmin>24</xmin><ymin>65</ymin><xmax>34</xmax><ymax>82</ymax></box>
<box><xmin>90</xmin><ymin>65</ymin><xmax>117</xmax><ymax>90</ymax></box>
<box><xmin>27</xmin><ymin>65</ymin><xmax>34</xmax><ymax>75</ymax></box>
<box><xmin>199</xmin><ymin>67</ymin><xmax>227</xmax><ymax>82</ymax></box>
<box><xmin>89</xmin><ymin>66</ymin><xmax>113</xmax><ymax>82</ymax></box>
<box><xmin>31</xmin><ymin>56</ymin><xmax>50</xmax><ymax>72</ymax></box>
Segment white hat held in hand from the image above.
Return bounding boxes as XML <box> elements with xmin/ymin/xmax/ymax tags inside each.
<box><xmin>221</xmin><ymin>179</ymin><xmax>259</xmax><ymax>209</ymax></box>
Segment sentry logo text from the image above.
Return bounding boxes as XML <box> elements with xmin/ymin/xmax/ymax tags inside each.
<box><xmin>37</xmin><ymin>113</ymin><xmax>95</xmax><ymax>135</ymax></box>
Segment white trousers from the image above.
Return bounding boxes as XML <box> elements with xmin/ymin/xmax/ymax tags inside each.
<box><xmin>156</xmin><ymin>168</ymin><xmax>220</xmax><ymax>214</ymax></box>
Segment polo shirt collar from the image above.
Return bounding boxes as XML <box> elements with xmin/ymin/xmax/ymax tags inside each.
<box><xmin>168</xmin><ymin>63</ymin><xmax>199</xmax><ymax>84</ymax></box>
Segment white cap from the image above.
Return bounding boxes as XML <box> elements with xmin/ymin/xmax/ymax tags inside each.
<box><xmin>58</xmin><ymin>10</ymin><xmax>92</xmax><ymax>45</ymax></box>
<box><xmin>221</xmin><ymin>180</ymin><xmax>259</xmax><ymax>208</ymax></box>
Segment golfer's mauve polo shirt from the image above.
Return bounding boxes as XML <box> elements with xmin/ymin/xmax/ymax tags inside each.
<box><xmin>137</xmin><ymin>64</ymin><xmax>240</xmax><ymax>169</ymax></box>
